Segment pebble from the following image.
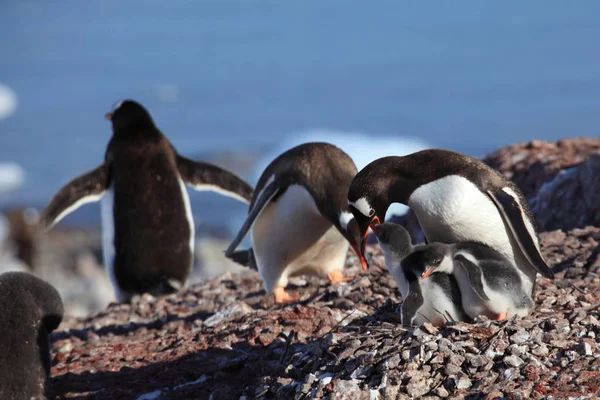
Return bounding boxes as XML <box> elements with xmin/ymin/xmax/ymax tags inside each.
<box><xmin>504</xmin><ymin>355</ymin><xmax>525</xmax><ymax>368</ymax></box>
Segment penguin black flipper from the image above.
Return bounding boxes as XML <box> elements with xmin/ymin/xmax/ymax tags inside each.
<box><xmin>454</xmin><ymin>254</ymin><xmax>490</xmax><ymax>301</ymax></box>
<box><xmin>227</xmin><ymin>249</ymin><xmax>258</xmax><ymax>270</ymax></box>
<box><xmin>176</xmin><ymin>155</ymin><xmax>253</xmax><ymax>203</ymax></box>
<box><xmin>486</xmin><ymin>189</ymin><xmax>555</xmax><ymax>279</ymax></box>
<box><xmin>40</xmin><ymin>162</ymin><xmax>110</xmax><ymax>231</ymax></box>
<box><xmin>225</xmin><ymin>180</ymin><xmax>284</xmax><ymax>257</ymax></box>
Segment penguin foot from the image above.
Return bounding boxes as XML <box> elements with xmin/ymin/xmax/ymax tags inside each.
<box><xmin>273</xmin><ymin>287</ymin><xmax>300</xmax><ymax>304</ymax></box>
<box><xmin>327</xmin><ymin>270</ymin><xmax>352</xmax><ymax>284</ymax></box>
<box><xmin>496</xmin><ymin>311</ymin><xmax>508</xmax><ymax>321</ymax></box>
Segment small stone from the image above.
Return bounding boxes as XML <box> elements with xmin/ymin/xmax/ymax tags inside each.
<box><xmin>578</xmin><ymin>341</ymin><xmax>593</xmax><ymax>356</ymax></box>
<box><xmin>435</xmin><ymin>386</ymin><xmax>449</xmax><ymax>398</ymax></box>
<box><xmin>449</xmin><ymin>354</ymin><xmax>465</xmax><ymax>366</ymax></box>
<box><xmin>445</xmin><ymin>364</ymin><xmax>461</xmax><ymax>375</ymax></box>
<box><xmin>406</xmin><ymin>378</ymin><xmax>429</xmax><ymax>398</ymax></box>
<box><xmin>503</xmin><ymin>355</ymin><xmax>525</xmax><ymax>368</ymax></box>
<box><xmin>509</xmin><ymin>331</ymin><xmax>531</xmax><ymax>345</ymax></box>
<box><xmin>467</xmin><ymin>355</ymin><xmax>488</xmax><ymax>368</ymax></box>
<box><xmin>484</xmin><ymin>390</ymin><xmax>505</xmax><ymax>400</ymax></box>
<box><xmin>58</xmin><ymin>342</ymin><xmax>73</xmax><ymax>354</ymax></box>
<box><xmin>331</xmin><ymin>379</ymin><xmax>362</xmax><ymax>400</ymax></box>
<box><xmin>531</xmin><ymin>344</ymin><xmax>549</xmax><ymax>357</ymax></box>
<box><xmin>456</xmin><ymin>374</ymin><xmax>472</xmax><ymax>390</ymax></box>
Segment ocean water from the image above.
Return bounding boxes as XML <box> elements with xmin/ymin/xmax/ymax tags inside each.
<box><xmin>1</xmin><ymin>1</ymin><xmax>599</xmax><ymax>234</ymax></box>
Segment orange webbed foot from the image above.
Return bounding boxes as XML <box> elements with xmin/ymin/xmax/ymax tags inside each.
<box><xmin>273</xmin><ymin>286</ymin><xmax>300</xmax><ymax>304</ymax></box>
<box><xmin>327</xmin><ymin>270</ymin><xmax>353</xmax><ymax>284</ymax></box>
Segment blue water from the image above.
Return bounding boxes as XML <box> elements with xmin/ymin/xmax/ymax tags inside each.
<box><xmin>1</xmin><ymin>1</ymin><xmax>599</xmax><ymax>232</ymax></box>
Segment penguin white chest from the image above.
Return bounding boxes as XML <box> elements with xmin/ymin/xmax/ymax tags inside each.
<box><xmin>250</xmin><ymin>185</ymin><xmax>348</xmax><ymax>292</ymax></box>
<box><xmin>408</xmin><ymin>176</ymin><xmax>512</xmax><ymax>260</ymax></box>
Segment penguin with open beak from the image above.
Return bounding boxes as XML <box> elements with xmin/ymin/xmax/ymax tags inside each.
<box><xmin>347</xmin><ymin>148</ymin><xmax>554</xmax><ymax>297</ymax></box>
<box><xmin>372</xmin><ymin>222</ymin><xmax>468</xmax><ymax>327</ymax></box>
<box><xmin>225</xmin><ymin>142</ymin><xmax>368</xmax><ymax>303</ymax></box>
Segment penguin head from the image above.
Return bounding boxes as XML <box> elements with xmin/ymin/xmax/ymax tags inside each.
<box><xmin>337</xmin><ymin>211</ymin><xmax>369</xmax><ymax>270</ymax></box>
<box><xmin>105</xmin><ymin>99</ymin><xmax>156</xmax><ymax>133</ymax></box>
<box><xmin>347</xmin><ymin>159</ymin><xmax>397</xmax><ymax>253</ymax></box>
<box><xmin>403</xmin><ymin>244</ymin><xmax>452</xmax><ymax>279</ymax></box>
<box><xmin>372</xmin><ymin>222</ymin><xmax>412</xmax><ymax>261</ymax></box>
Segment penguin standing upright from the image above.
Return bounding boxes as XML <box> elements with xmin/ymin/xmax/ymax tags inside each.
<box><xmin>0</xmin><ymin>271</ymin><xmax>64</xmax><ymax>400</ymax></box>
<box><xmin>347</xmin><ymin>148</ymin><xmax>554</xmax><ymax>295</ymax></box>
<box><xmin>225</xmin><ymin>142</ymin><xmax>368</xmax><ymax>303</ymax></box>
<box><xmin>41</xmin><ymin>100</ymin><xmax>254</xmax><ymax>302</ymax></box>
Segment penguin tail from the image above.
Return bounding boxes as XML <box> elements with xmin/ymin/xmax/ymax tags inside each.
<box><xmin>226</xmin><ymin>249</ymin><xmax>257</xmax><ymax>270</ymax></box>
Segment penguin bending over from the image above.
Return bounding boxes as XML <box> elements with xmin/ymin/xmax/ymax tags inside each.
<box><xmin>0</xmin><ymin>271</ymin><xmax>64</xmax><ymax>400</ymax></box>
<box><xmin>225</xmin><ymin>142</ymin><xmax>368</xmax><ymax>303</ymax></box>
<box><xmin>41</xmin><ymin>100</ymin><xmax>253</xmax><ymax>302</ymax></box>
<box><xmin>372</xmin><ymin>222</ymin><xmax>468</xmax><ymax>327</ymax></box>
<box><xmin>347</xmin><ymin>148</ymin><xmax>554</xmax><ymax>296</ymax></box>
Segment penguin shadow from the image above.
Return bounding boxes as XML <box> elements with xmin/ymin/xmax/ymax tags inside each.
<box><xmin>49</xmin><ymin>337</ymin><xmax>297</xmax><ymax>399</ymax></box>
<box><xmin>51</xmin><ymin>308</ymin><xmax>214</xmax><ymax>342</ymax></box>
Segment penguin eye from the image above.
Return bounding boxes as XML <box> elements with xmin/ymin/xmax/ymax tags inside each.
<box><xmin>368</xmin><ymin>209</ymin><xmax>375</xmax><ymax>217</ymax></box>
<box><xmin>431</xmin><ymin>258</ymin><xmax>442</xmax><ymax>266</ymax></box>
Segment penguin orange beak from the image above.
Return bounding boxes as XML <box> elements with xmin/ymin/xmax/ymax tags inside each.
<box><xmin>369</xmin><ymin>215</ymin><xmax>381</xmax><ymax>229</ymax></box>
<box><xmin>420</xmin><ymin>266</ymin><xmax>436</xmax><ymax>279</ymax></box>
<box><xmin>353</xmin><ymin>244</ymin><xmax>369</xmax><ymax>270</ymax></box>
<box><xmin>105</xmin><ymin>112</ymin><xmax>113</xmax><ymax>121</ymax></box>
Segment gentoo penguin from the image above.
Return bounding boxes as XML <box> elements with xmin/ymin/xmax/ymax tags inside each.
<box><xmin>372</xmin><ymin>222</ymin><xmax>468</xmax><ymax>327</ymax></box>
<box><xmin>40</xmin><ymin>100</ymin><xmax>253</xmax><ymax>302</ymax></box>
<box><xmin>420</xmin><ymin>241</ymin><xmax>535</xmax><ymax>320</ymax></box>
<box><xmin>347</xmin><ymin>148</ymin><xmax>554</xmax><ymax>296</ymax></box>
<box><xmin>225</xmin><ymin>142</ymin><xmax>368</xmax><ymax>303</ymax></box>
<box><xmin>0</xmin><ymin>271</ymin><xmax>64</xmax><ymax>400</ymax></box>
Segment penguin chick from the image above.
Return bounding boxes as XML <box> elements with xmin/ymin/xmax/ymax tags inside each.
<box><xmin>373</xmin><ymin>222</ymin><xmax>468</xmax><ymax>327</ymax></box>
<box><xmin>421</xmin><ymin>241</ymin><xmax>535</xmax><ymax>320</ymax></box>
<box><xmin>0</xmin><ymin>271</ymin><xmax>64</xmax><ymax>400</ymax></box>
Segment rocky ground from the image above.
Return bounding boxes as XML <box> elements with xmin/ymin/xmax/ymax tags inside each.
<box><xmin>15</xmin><ymin>137</ymin><xmax>600</xmax><ymax>399</ymax></box>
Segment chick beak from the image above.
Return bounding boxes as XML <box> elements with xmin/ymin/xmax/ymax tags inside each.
<box><xmin>105</xmin><ymin>112</ymin><xmax>113</xmax><ymax>121</ymax></box>
<box><xmin>420</xmin><ymin>266</ymin><xmax>436</xmax><ymax>279</ymax></box>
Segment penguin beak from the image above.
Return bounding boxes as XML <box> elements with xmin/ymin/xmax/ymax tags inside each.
<box><xmin>105</xmin><ymin>112</ymin><xmax>113</xmax><ymax>121</ymax></box>
<box><xmin>420</xmin><ymin>266</ymin><xmax>436</xmax><ymax>279</ymax></box>
<box><xmin>352</xmin><ymin>244</ymin><xmax>369</xmax><ymax>270</ymax></box>
<box><xmin>369</xmin><ymin>215</ymin><xmax>381</xmax><ymax>229</ymax></box>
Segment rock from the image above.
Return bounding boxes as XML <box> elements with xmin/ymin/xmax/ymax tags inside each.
<box><xmin>504</xmin><ymin>355</ymin><xmax>525</xmax><ymax>368</ymax></box>
<box><xmin>331</xmin><ymin>380</ymin><xmax>365</xmax><ymax>400</ymax></box>
<box><xmin>456</xmin><ymin>374</ymin><xmax>472</xmax><ymax>390</ymax></box>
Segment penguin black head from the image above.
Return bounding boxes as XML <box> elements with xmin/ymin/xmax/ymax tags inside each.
<box><xmin>347</xmin><ymin>157</ymin><xmax>402</xmax><ymax>252</ymax></box>
<box><xmin>372</xmin><ymin>222</ymin><xmax>413</xmax><ymax>260</ymax></box>
<box><xmin>105</xmin><ymin>99</ymin><xmax>156</xmax><ymax>132</ymax></box>
<box><xmin>404</xmin><ymin>244</ymin><xmax>450</xmax><ymax>279</ymax></box>
<box><xmin>337</xmin><ymin>210</ymin><xmax>370</xmax><ymax>270</ymax></box>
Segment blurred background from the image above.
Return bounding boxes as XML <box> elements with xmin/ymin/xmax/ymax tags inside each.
<box><xmin>1</xmin><ymin>1</ymin><xmax>599</xmax><ymax>315</ymax></box>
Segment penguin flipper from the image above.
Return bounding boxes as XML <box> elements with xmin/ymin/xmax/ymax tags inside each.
<box><xmin>224</xmin><ymin>180</ymin><xmax>283</xmax><ymax>257</ymax></box>
<box><xmin>176</xmin><ymin>155</ymin><xmax>253</xmax><ymax>204</ymax></box>
<box><xmin>227</xmin><ymin>249</ymin><xmax>258</xmax><ymax>270</ymax></box>
<box><xmin>41</xmin><ymin>163</ymin><xmax>110</xmax><ymax>231</ymax></box>
<box><xmin>454</xmin><ymin>254</ymin><xmax>490</xmax><ymax>301</ymax></box>
<box><xmin>486</xmin><ymin>189</ymin><xmax>554</xmax><ymax>279</ymax></box>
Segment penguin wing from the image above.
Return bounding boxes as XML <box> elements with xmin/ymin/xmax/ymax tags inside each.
<box><xmin>40</xmin><ymin>163</ymin><xmax>110</xmax><ymax>231</ymax></box>
<box><xmin>176</xmin><ymin>155</ymin><xmax>253</xmax><ymax>204</ymax></box>
<box><xmin>227</xmin><ymin>248</ymin><xmax>258</xmax><ymax>270</ymax></box>
<box><xmin>486</xmin><ymin>189</ymin><xmax>554</xmax><ymax>279</ymax></box>
<box><xmin>224</xmin><ymin>179</ymin><xmax>283</xmax><ymax>256</ymax></box>
<box><xmin>454</xmin><ymin>254</ymin><xmax>490</xmax><ymax>301</ymax></box>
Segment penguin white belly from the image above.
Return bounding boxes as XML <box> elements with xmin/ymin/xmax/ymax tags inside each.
<box><xmin>100</xmin><ymin>185</ymin><xmax>122</xmax><ymax>301</ymax></box>
<box><xmin>251</xmin><ymin>185</ymin><xmax>349</xmax><ymax>293</ymax></box>
<box><xmin>413</xmin><ymin>279</ymin><xmax>462</xmax><ymax>326</ymax></box>
<box><xmin>408</xmin><ymin>175</ymin><xmax>533</xmax><ymax>293</ymax></box>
